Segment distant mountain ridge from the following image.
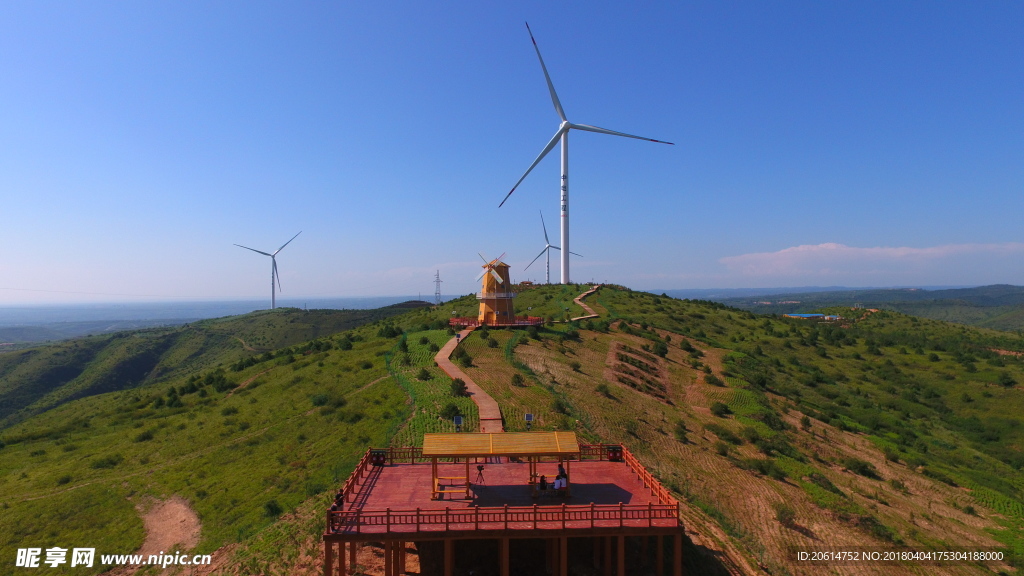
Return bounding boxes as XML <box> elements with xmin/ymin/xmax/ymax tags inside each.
<box><xmin>700</xmin><ymin>284</ymin><xmax>1024</xmax><ymax>331</ymax></box>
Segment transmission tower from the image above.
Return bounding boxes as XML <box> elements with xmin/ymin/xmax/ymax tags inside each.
<box><xmin>434</xmin><ymin>270</ymin><xmax>443</xmax><ymax>305</ymax></box>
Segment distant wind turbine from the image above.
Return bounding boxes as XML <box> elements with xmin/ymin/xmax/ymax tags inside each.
<box><xmin>499</xmin><ymin>22</ymin><xmax>673</xmax><ymax>284</ymax></box>
<box><xmin>524</xmin><ymin>211</ymin><xmax>581</xmax><ymax>284</ymax></box>
<box><xmin>234</xmin><ymin>232</ymin><xmax>301</xmax><ymax>309</ymax></box>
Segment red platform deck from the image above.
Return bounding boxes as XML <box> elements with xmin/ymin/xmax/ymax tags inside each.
<box><xmin>327</xmin><ymin>445</ymin><xmax>680</xmax><ymax>538</ymax></box>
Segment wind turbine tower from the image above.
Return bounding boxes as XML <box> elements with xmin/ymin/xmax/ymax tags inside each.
<box><xmin>499</xmin><ymin>23</ymin><xmax>673</xmax><ymax>284</ymax></box>
<box><xmin>234</xmin><ymin>232</ymin><xmax>301</xmax><ymax>309</ymax></box>
<box><xmin>525</xmin><ymin>210</ymin><xmax>581</xmax><ymax>284</ymax></box>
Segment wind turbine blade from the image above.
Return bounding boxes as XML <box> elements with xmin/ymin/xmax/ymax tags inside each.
<box><xmin>490</xmin><ymin>269</ymin><xmax>503</xmax><ymax>283</ymax></box>
<box><xmin>525</xmin><ymin>22</ymin><xmax>567</xmax><ymax>122</ymax></box>
<box><xmin>234</xmin><ymin>244</ymin><xmax>273</xmax><ymax>257</ymax></box>
<box><xmin>540</xmin><ymin>210</ymin><xmax>550</xmax><ymax>244</ymax></box>
<box><xmin>570</xmin><ymin>122</ymin><xmax>674</xmax><ymax>145</ymax></box>
<box><xmin>498</xmin><ymin>126</ymin><xmax>566</xmax><ymax>207</ymax></box>
<box><xmin>569</xmin><ymin>251</ymin><xmax>583</xmax><ymax>257</ymax></box>
<box><xmin>525</xmin><ymin>247</ymin><xmax>548</xmax><ymax>271</ymax></box>
<box><xmin>273</xmin><ymin>259</ymin><xmax>281</xmax><ymax>292</ymax></box>
<box><xmin>274</xmin><ymin>231</ymin><xmax>302</xmax><ymax>255</ymax></box>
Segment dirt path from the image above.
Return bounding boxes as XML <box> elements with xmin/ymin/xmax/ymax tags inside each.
<box><xmin>225</xmin><ymin>368</ymin><xmax>272</xmax><ymax>397</ymax></box>
<box><xmin>231</xmin><ymin>336</ymin><xmax>258</xmax><ymax>352</ymax></box>
<box><xmin>570</xmin><ymin>285</ymin><xmax>601</xmax><ymax>321</ymax></box>
<box><xmin>109</xmin><ymin>497</ymin><xmax>201</xmax><ymax>576</ymax></box>
<box><xmin>434</xmin><ymin>326</ymin><xmax>504</xmax><ymax>432</ymax></box>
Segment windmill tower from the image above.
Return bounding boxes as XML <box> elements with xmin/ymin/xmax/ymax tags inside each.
<box><xmin>477</xmin><ymin>254</ymin><xmax>515</xmax><ymax>326</ymax></box>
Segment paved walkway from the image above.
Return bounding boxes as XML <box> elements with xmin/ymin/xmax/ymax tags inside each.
<box><xmin>435</xmin><ymin>285</ymin><xmax>602</xmax><ymax>434</ymax></box>
<box><xmin>570</xmin><ymin>285</ymin><xmax>602</xmax><ymax>321</ymax></box>
<box><xmin>434</xmin><ymin>326</ymin><xmax>504</xmax><ymax>433</ymax></box>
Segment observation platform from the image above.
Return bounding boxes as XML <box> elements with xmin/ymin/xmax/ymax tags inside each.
<box><xmin>324</xmin><ymin>438</ymin><xmax>684</xmax><ymax>576</ymax></box>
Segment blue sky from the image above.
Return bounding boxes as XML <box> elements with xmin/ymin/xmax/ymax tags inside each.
<box><xmin>2</xmin><ymin>1</ymin><xmax>1022</xmax><ymax>304</ymax></box>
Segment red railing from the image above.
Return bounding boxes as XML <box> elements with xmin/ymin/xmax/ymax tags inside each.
<box><xmin>328</xmin><ymin>502</ymin><xmax>679</xmax><ymax>535</ymax></box>
<box><xmin>449</xmin><ymin>317</ymin><xmax>544</xmax><ymax>327</ymax></box>
<box><xmin>327</xmin><ymin>444</ymin><xmax>682</xmax><ymax>534</ymax></box>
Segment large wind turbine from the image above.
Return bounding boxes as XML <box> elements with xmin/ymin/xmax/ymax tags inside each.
<box><xmin>524</xmin><ymin>211</ymin><xmax>581</xmax><ymax>284</ymax></box>
<box><xmin>499</xmin><ymin>22</ymin><xmax>673</xmax><ymax>284</ymax></box>
<box><xmin>234</xmin><ymin>232</ymin><xmax>301</xmax><ymax>309</ymax></box>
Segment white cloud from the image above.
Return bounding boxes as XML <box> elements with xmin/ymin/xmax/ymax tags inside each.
<box><xmin>717</xmin><ymin>242</ymin><xmax>1024</xmax><ymax>285</ymax></box>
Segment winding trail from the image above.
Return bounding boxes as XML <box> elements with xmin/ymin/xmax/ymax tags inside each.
<box><xmin>434</xmin><ymin>326</ymin><xmax>505</xmax><ymax>432</ymax></box>
<box><xmin>433</xmin><ymin>286</ymin><xmax>602</xmax><ymax>433</ymax></box>
<box><xmin>570</xmin><ymin>284</ymin><xmax>601</xmax><ymax>321</ymax></box>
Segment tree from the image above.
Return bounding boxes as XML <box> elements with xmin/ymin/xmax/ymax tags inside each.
<box><xmin>451</xmin><ymin>378</ymin><xmax>468</xmax><ymax>396</ymax></box>
<box><xmin>710</xmin><ymin>402</ymin><xmax>731</xmax><ymax>417</ymax></box>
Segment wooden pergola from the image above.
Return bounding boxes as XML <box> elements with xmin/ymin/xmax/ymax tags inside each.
<box><xmin>422</xmin><ymin>432</ymin><xmax>580</xmax><ymax>499</ymax></box>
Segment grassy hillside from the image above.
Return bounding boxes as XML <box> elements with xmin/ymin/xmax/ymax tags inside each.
<box><xmin>3</xmin><ymin>286</ymin><xmax>1024</xmax><ymax>575</ymax></box>
<box><xmin>715</xmin><ymin>284</ymin><xmax>1024</xmax><ymax>332</ymax></box>
<box><xmin>0</xmin><ymin>304</ymin><xmax>428</xmax><ymax>430</ymax></box>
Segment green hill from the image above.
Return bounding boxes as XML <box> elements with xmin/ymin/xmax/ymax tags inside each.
<box><xmin>2</xmin><ymin>286</ymin><xmax>1024</xmax><ymax>575</ymax></box>
<box><xmin>0</xmin><ymin>304</ymin><xmax>429</xmax><ymax>430</ymax></box>
<box><xmin>713</xmin><ymin>284</ymin><xmax>1024</xmax><ymax>331</ymax></box>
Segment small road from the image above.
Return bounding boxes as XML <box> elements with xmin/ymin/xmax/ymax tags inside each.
<box><xmin>434</xmin><ymin>326</ymin><xmax>504</xmax><ymax>433</ymax></box>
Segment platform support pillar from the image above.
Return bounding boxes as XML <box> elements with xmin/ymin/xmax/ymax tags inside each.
<box><xmin>617</xmin><ymin>536</ymin><xmax>625</xmax><ymax>576</ymax></box>
<box><xmin>444</xmin><ymin>539</ymin><xmax>453</xmax><ymax>576</ymax></box>
<box><xmin>349</xmin><ymin>541</ymin><xmax>357</xmax><ymax>575</ymax></box>
<box><xmin>324</xmin><ymin>541</ymin><xmax>333</xmax><ymax>576</ymax></box>
<box><xmin>592</xmin><ymin>536</ymin><xmax>600</xmax><ymax>569</ymax></box>
<box><xmin>385</xmin><ymin>541</ymin><xmax>393</xmax><ymax>576</ymax></box>
<box><xmin>560</xmin><ymin>537</ymin><xmax>568</xmax><ymax>576</ymax></box>
<box><xmin>399</xmin><ymin>541</ymin><xmax>407</xmax><ymax>575</ymax></box>
<box><xmin>342</xmin><ymin>537</ymin><xmax>350</xmax><ymax>573</ymax></box>
<box><xmin>673</xmin><ymin>533</ymin><xmax>683</xmax><ymax>576</ymax></box>
<box><xmin>500</xmin><ymin>538</ymin><xmax>510</xmax><ymax>576</ymax></box>
<box><xmin>656</xmin><ymin>535</ymin><xmax>664</xmax><ymax>576</ymax></box>
<box><xmin>603</xmin><ymin>537</ymin><xmax>611</xmax><ymax>576</ymax></box>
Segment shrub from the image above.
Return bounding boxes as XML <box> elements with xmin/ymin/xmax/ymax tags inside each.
<box><xmin>91</xmin><ymin>454</ymin><xmax>124</xmax><ymax>469</ymax></box>
<box><xmin>486</xmin><ymin>338</ymin><xmax>499</xmax><ymax>348</ymax></box>
<box><xmin>673</xmin><ymin>421</ymin><xmax>689</xmax><ymax>443</ymax></box>
<box><xmin>596</xmin><ymin>383</ymin><xmax>613</xmax><ymax>398</ymax></box>
<box><xmin>569</xmin><ymin>361</ymin><xmax>581</xmax><ymax>372</ymax></box>
<box><xmin>705</xmin><ymin>423</ymin><xmax>741</xmax><ymax>445</ymax></box>
<box><xmin>310</xmin><ymin>394</ymin><xmax>329</xmax><ymax>407</ymax></box>
<box><xmin>800</xmin><ymin>415</ymin><xmax>812</xmax><ymax>431</ymax></box>
<box><xmin>440</xmin><ymin>403</ymin><xmax>461</xmax><ymax>420</ymax></box>
<box><xmin>133</xmin><ymin>430</ymin><xmax>154</xmax><ymax>443</ymax></box>
<box><xmin>458</xmin><ymin>355</ymin><xmax>473</xmax><ymax>368</ymax></box>
<box><xmin>221</xmin><ymin>406</ymin><xmax>239</xmax><ymax>416</ymax></box>
<box><xmin>705</xmin><ymin>374</ymin><xmax>724</xmax><ymax>387</ymax></box>
<box><xmin>714</xmin><ymin>441</ymin><xmax>731</xmax><ymax>456</ymax></box>
<box><xmin>842</xmin><ymin>457</ymin><xmax>880</xmax><ymax>479</ymax></box>
<box><xmin>451</xmin><ymin>378</ymin><xmax>468</xmax><ymax>397</ymax></box>
<box><xmin>360</xmin><ymin>360</ymin><xmax>373</xmax><ymax>370</ymax></box>
<box><xmin>551</xmin><ymin>398</ymin><xmax>569</xmax><ymax>415</ymax></box>
<box><xmin>57</xmin><ymin>475</ymin><xmax>72</xmax><ymax>486</ymax></box>
<box><xmin>264</xmin><ymin>500</ymin><xmax>283</xmax><ymax>517</ymax></box>
<box><xmin>416</xmin><ymin>368</ymin><xmax>432</xmax><ymax>381</ymax></box>
<box><xmin>419</xmin><ymin>336</ymin><xmax>429</xmax><ymax>345</ymax></box>
<box><xmin>998</xmin><ymin>372</ymin><xmax>1016</xmax><ymax>388</ymax></box>
<box><xmin>652</xmin><ymin>341</ymin><xmax>668</xmax><ymax>357</ymax></box>
<box><xmin>428</xmin><ymin>342</ymin><xmax>440</xmax><ymax>352</ymax></box>
<box><xmin>774</xmin><ymin>502</ymin><xmax>796</xmax><ymax>527</ymax></box>
<box><xmin>710</xmin><ymin>402</ymin><xmax>731</xmax><ymax>417</ymax></box>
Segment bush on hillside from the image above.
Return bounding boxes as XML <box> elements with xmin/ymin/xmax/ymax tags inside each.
<box><xmin>440</xmin><ymin>403</ymin><xmax>461</xmax><ymax>420</ymax></box>
<box><xmin>710</xmin><ymin>402</ymin><xmax>731</xmax><ymax>417</ymax></box>
<box><xmin>451</xmin><ymin>378</ymin><xmax>468</xmax><ymax>396</ymax></box>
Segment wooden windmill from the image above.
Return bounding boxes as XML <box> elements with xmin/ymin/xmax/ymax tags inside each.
<box><xmin>477</xmin><ymin>253</ymin><xmax>515</xmax><ymax>325</ymax></box>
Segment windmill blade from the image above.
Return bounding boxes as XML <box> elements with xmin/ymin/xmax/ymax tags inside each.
<box><xmin>490</xmin><ymin>269</ymin><xmax>503</xmax><ymax>284</ymax></box>
<box><xmin>570</xmin><ymin>122</ymin><xmax>674</xmax><ymax>145</ymax></box>
<box><xmin>274</xmin><ymin>231</ymin><xmax>302</xmax><ymax>255</ymax></box>
<box><xmin>539</xmin><ymin>210</ymin><xmax>550</xmax><ymax>243</ymax></box>
<box><xmin>494</xmin><ymin>252</ymin><xmax>506</xmax><ymax>264</ymax></box>
<box><xmin>525</xmin><ymin>22</ymin><xmax>567</xmax><ymax>122</ymax></box>
<box><xmin>478</xmin><ymin>252</ymin><xmax>491</xmax><ymax>264</ymax></box>
<box><xmin>273</xmin><ymin>259</ymin><xmax>281</xmax><ymax>292</ymax></box>
<box><xmin>234</xmin><ymin>244</ymin><xmax>272</xmax><ymax>257</ymax></box>
<box><xmin>476</xmin><ymin>268</ymin><xmax>488</xmax><ymax>281</ymax></box>
<box><xmin>499</xmin><ymin>126</ymin><xmax>566</xmax><ymax>207</ymax></box>
<box><xmin>525</xmin><ymin>246</ymin><xmax>548</xmax><ymax>271</ymax></box>
<box><xmin>569</xmin><ymin>251</ymin><xmax>583</xmax><ymax>257</ymax></box>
